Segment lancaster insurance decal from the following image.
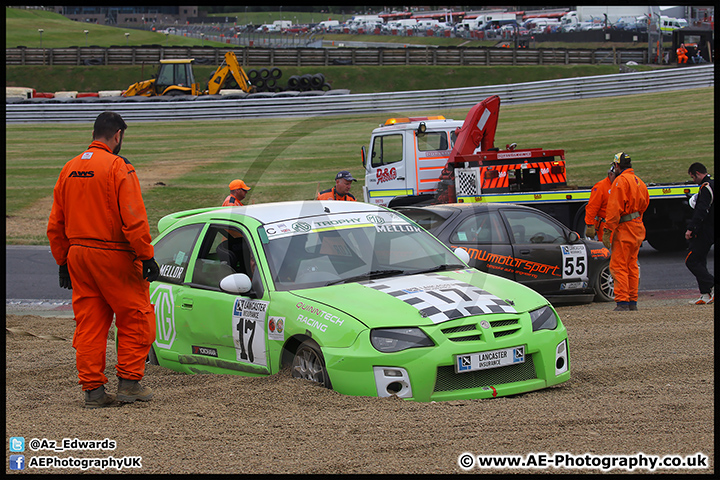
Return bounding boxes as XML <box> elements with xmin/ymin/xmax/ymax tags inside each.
<box><xmin>232</xmin><ymin>298</ymin><xmax>269</xmax><ymax>367</ymax></box>
<box><xmin>362</xmin><ymin>273</ymin><xmax>516</xmax><ymax>323</ymax></box>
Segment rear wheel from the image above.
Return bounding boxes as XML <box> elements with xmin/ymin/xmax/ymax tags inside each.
<box><xmin>291</xmin><ymin>340</ymin><xmax>332</xmax><ymax>388</ymax></box>
<box><xmin>593</xmin><ymin>261</ymin><xmax>614</xmax><ymax>302</ymax></box>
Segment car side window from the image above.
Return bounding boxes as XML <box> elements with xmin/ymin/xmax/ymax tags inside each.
<box><xmin>371</xmin><ymin>134</ymin><xmax>403</xmax><ymax>168</ymax></box>
<box><xmin>192</xmin><ymin>224</ymin><xmax>257</xmax><ymax>289</ymax></box>
<box><xmin>153</xmin><ymin>224</ymin><xmax>203</xmax><ymax>285</ymax></box>
<box><xmin>450</xmin><ymin>211</ymin><xmax>508</xmax><ymax>244</ymax></box>
<box><xmin>503</xmin><ymin>210</ymin><xmax>566</xmax><ymax>244</ymax></box>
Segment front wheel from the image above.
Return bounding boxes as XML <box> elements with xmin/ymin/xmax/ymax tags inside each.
<box><xmin>291</xmin><ymin>340</ymin><xmax>332</xmax><ymax>389</ymax></box>
<box><xmin>593</xmin><ymin>261</ymin><xmax>614</xmax><ymax>302</ymax></box>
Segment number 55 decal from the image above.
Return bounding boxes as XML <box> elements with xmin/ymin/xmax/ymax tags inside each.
<box><xmin>561</xmin><ymin>245</ymin><xmax>588</xmax><ymax>279</ymax></box>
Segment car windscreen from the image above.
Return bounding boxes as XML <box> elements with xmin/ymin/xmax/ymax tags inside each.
<box><xmin>261</xmin><ymin>211</ymin><xmax>465</xmax><ymax>290</ymax></box>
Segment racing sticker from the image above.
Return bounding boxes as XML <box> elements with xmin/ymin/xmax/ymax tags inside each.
<box><xmin>232</xmin><ymin>298</ymin><xmax>269</xmax><ymax>367</ymax></box>
<box><xmin>268</xmin><ymin>316</ymin><xmax>285</xmax><ymax>341</ymax></box>
<box><xmin>561</xmin><ymin>244</ymin><xmax>588</xmax><ymax>280</ymax></box>
<box><xmin>362</xmin><ymin>273</ymin><xmax>516</xmax><ymax>324</ymax></box>
<box><xmin>151</xmin><ymin>284</ymin><xmax>176</xmax><ymax>349</ymax></box>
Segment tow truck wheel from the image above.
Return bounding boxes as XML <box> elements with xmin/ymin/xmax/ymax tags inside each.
<box><xmin>291</xmin><ymin>340</ymin><xmax>332</xmax><ymax>389</ymax></box>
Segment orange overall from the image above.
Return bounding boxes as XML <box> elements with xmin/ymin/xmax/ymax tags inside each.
<box><xmin>47</xmin><ymin>141</ymin><xmax>156</xmax><ymax>391</ymax></box>
<box><xmin>585</xmin><ymin>176</ymin><xmax>614</xmax><ymax>241</ymax></box>
<box><xmin>677</xmin><ymin>45</ymin><xmax>688</xmax><ymax>64</ymax></box>
<box><xmin>316</xmin><ymin>187</ymin><xmax>357</xmax><ymax>201</ymax></box>
<box><xmin>604</xmin><ymin>168</ymin><xmax>649</xmax><ymax>304</ymax></box>
<box><xmin>222</xmin><ymin>194</ymin><xmax>244</xmax><ymax>206</ymax></box>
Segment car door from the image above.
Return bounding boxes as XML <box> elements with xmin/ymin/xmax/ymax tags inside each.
<box><xmin>501</xmin><ymin>208</ymin><xmax>587</xmax><ymax>294</ymax></box>
<box><xmin>366</xmin><ymin>132</ymin><xmax>408</xmax><ymax>206</ymax></box>
<box><xmin>444</xmin><ymin>210</ymin><xmax>516</xmax><ymax>282</ymax></box>
<box><xmin>151</xmin><ymin>221</ymin><xmax>272</xmax><ymax>374</ymax></box>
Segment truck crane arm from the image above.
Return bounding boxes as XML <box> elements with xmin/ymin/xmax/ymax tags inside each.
<box><xmin>436</xmin><ymin>95</ymin><xmax>501</xmax><ymax>203</ymax></box>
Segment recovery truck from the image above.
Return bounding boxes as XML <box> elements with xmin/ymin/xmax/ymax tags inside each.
<box><xmin>122</xmin><ymin>51</ymin><xmax>255</xmax><ymax>97</ymax></box>
<box><xmin>361</xmin><ymin>95</ymin><xmax>699</xmax><ymax>252</ymax></box>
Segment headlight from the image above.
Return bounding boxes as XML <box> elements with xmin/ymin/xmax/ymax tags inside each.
<box><xmin>370</xmin><ymin>327</ymin><xmax>435</xmax><ymax>353</ymax></box>
<box><xmin>530</xmin><ymin>305</ymin><xmax>558</xmax><ymax>331</ymax></box>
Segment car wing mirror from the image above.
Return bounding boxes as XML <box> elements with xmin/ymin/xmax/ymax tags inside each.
<box><xmin>453</xmin><ymin>247</ymin><xmax>471</xmax><ymax>265</ymax></box>
<box><xmin>567</xmin><ymin>231</ymin><xmax>580</xmax><ymax>243</ymax></box>
<box><xmin>361</xmin><ymin>145</ymin><xmax>367</xmax><ymax>169</ymax></box>
<box><xmin>220</xmin><ymin>273</ymin><xmax>253</xmax><ymax>294</ymax></box>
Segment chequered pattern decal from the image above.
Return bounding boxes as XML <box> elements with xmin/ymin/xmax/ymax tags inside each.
<box><xmin>456</xmin><ymin>169</ymin><xmax>480</xmax><ymax>195</ymax></box>
<box><xmin>362</xmin><ymin>273</ymin><xmax>516</xmax><ymax>324</ymax></box>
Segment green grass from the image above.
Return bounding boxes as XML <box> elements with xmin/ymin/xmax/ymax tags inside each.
<box><xmin>5</xmin><ymin>87</ymin><xmax>713</xmax><ymax>245</ymax></box>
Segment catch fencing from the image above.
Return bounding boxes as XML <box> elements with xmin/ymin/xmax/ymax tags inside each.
<box><xmin>5</xmin><ymin>65</ymin><xmax>713</xmax><ymax>124</ymax></box>
<box><xmin>6</xmin><ymin>45</ymin><xmax>652</xmax><ymax>67</ymax></box>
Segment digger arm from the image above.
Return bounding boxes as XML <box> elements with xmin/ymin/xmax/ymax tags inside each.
<box><xmin>122</xmin><ymin>79</ymin><xmax>156</xmax><ymax>97</ymax></box>
<box><xmin>207</xmin><ymin>51</ymin><xmax>256</xmax><ymax>94</ymax></box>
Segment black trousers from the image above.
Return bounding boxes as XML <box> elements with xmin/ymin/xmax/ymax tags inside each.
<box><xmin>685</xmin><ymin>233</ymin><xmax>715</xmax><ymax>294</ymax></box>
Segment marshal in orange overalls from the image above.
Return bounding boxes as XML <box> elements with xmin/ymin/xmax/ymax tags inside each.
<box><xmin>604</xmin><ymin>167</ymin><xmax>649</xmax><ymax>308</ymax></box>
<box><xmin>47</xmin><ymin>140</ymin><xmax>156</xmax><ymax>391</ymax></box>
<box><xmin>585</xmin><ymin>175</ymin><xmax>614</xmax><ymax>241</ymax></box>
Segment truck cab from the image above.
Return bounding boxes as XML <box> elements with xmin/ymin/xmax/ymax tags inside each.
<box><xmin>362</xmin><ymin>116</ymin><xmax>463</xmax><ymax>206</ymax></box>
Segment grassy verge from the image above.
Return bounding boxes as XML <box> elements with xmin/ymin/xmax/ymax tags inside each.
<box><xmin>5</xmin><ymin>87</ymin><xmax>713</xmax><ymax>245</ymax></box>
<box><xmin>6</xmin><ymin>64</ymin><xmax>660</xmax><ymax>95</ymax></box>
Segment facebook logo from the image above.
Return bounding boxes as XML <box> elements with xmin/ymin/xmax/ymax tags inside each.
<box><xmin>9</xmin><ymin>454</ymin><xmax>25</xmax><ymax>470</ymax></box>
<box><xmin>9</xmin><ymin>437</ymin><xmax>25</xmax><ymax>452</ymax></box>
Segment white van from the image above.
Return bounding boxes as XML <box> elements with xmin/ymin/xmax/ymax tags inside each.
<box><xmin>316</xmin><ymin>20</ymin><xmax>339</xmax><ymax>32</ymax></box>
<box><xmin>660</xmin><ymin>16</ymin><xmax>685</xmax><ymax>34</ymax></box>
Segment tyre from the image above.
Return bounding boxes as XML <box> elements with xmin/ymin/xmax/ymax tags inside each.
<box><xmin>291</xmin><ymin>340</ymin><xmax>332</xmax><ymax>388</ymax></box>
<box><xmin>320</xmin><ymin>82</ymin><xmax>332</xmax><ymax>91</ymax></box>
<box><xmin>147</xmin><ymin>345</ymin><xmax>159</xmax><ymax>365</ymax></box>
<box><xmin>270</xmin><ymin>67</ymin><xmax>282</xmax><ymax>80</ymax></box>
<box><xmin>265</xmin><ymin>78</ymin><xmax>276</xmax><ymax>89</ymax></box>
<box><xmin>253</xmin><ymin>78</ymin><xmax>265</xmax><ymax>91</ymax></box>
<box><xmin>310</xmin><ymin>73</ymin><xmax>325</xmax><ymax>89</ymax></box>
<box><xmin>645</xmin><ymin>231</ymin><xmax>688</xmax><ymax>252</ymax></box>
<box><xmin>287</xmin><ymin>75</ymin><xmax>299</xmax><ymax>89</ymax></box>
<box><xmin>298</xmin><ymin>74</ymin><xmax>312</xmax><ymax>91</ymax></box>
<box><xmin>259</xmin><ymin>68</ymin><xmax>271</xmax><ymax>79</ymax></box>
<box><xmin>247</xmin><ymin>69</ymin><xmax>259</xmax><ymax>81</ymax></box>
<box><xmin>593</xmin><ymin>261</ymin><xmax>614</xmax><ymax>302</ymax></box>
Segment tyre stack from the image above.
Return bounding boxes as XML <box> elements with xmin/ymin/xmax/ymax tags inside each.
<box><xmin>286</xmin><ymin>73</ymin><xmax>332</xmax><ymax>92</ymax></box>
<box><xmin>245</xmin><ymin>68</ymin><xmax>283</xmax><ymax>93</ymax></box>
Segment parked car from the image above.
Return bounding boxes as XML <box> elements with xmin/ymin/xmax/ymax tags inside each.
<box><xmin>395</xmin><ymin>203</ymin><xmax>613</xmax><ymax>304</ymax></box>
<box><xmin>144</xmin><ymin>200</ymin><xmax>570</xmax><ymax>402</ymax></box>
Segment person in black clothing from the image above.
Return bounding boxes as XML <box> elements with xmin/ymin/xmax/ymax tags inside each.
<box><xmin>685</xmin><ymin>162</ymin><xmax>714</xmax><ymax>304</ymax></box>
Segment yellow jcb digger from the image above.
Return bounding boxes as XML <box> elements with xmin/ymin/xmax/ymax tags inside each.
<box><xmin>122</xmin><ymin>51</ymin><xmax>256</xmax><ymax>97</ymax></box>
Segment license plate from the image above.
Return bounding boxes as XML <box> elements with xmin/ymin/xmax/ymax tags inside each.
<box><xmin>455</xmin><ymin>346</ymin><xmax>525</xmax><ymax>373</ymax></box>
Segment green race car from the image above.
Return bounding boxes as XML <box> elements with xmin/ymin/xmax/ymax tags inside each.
<box><xmin>146</xmin><ymin>200</ymin><xmax>569</xmax><ymax>401</ymax></box>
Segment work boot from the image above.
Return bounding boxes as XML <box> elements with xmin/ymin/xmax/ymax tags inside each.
<box><xmin>613</xmin><ymin>303</ymin><xmax>630</xmax><ymax>312</ymax></box>
<box><xmin>629</xmin><ymin>302</ymin><xmax>638</xmax><ymax>311</ymax></box>
<box><xmin>117</xmin><ymin>377</ymin><xmax>153</xmax><ymax>403</ymax></box>
<box><xmin>84</xmin><ymin>385</ymin><xmax>116</xmax><ymax>409</ymax></box>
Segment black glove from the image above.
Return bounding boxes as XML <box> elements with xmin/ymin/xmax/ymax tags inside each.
<box><xmin>142</xmin><ymin>258</ymin><xmax>160</xmax><ymax>282</ymax></box>
<box><xmin>59</xmin><ymin>264</ymin><xmax>72</xmax><ymax>290</ymax></box>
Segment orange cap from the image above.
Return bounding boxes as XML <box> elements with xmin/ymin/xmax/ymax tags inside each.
<box><xmin>229</xmin><ymin>179</ymin><xmax>250</xmax><ymax>191</ymax></box>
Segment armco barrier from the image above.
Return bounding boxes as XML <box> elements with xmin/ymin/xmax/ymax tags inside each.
<box><xmin>5</xmin><ymin>65</ymin><xmax>713</xmax><ymax>124</ymax></box>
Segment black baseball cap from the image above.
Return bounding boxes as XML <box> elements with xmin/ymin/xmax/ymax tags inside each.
<box><xmin>336</xmin><ymin>170</ymin><xmax>357</xmax><ymax>182</ymax></box>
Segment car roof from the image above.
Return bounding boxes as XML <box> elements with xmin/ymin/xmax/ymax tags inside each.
<box><xmin>217</xmin><ymin>200</ymin><xmax>386</xmax><ymax>225</ymax></box>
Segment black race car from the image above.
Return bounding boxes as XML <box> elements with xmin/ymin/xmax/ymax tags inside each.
<box><xmin>396</xmin><ymin>203</ymin><xmax>614</xmax><ymax>304</ymax></box>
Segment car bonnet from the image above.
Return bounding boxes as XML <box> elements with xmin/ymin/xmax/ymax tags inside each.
<box><xmin>291</xmin><ymin>270</ymin><xmax>520</xmax><ymax>329</ymax></box>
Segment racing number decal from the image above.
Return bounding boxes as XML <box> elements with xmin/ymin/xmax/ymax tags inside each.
<box><xmin>232</xmin><ymin>298</ymin><xmax>269</xmax><ymax>367</ymax></box>
<box><xmin>237</xmin><ymin>318</ymin><xmax>256</xmax><ymax>363</ymax></box>
<box><xmin>561</xmin><ymin>245</ymin><xmax>588</xmax><ymax>279</ymax></box>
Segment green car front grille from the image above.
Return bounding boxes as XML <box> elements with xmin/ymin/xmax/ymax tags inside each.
<box><xmin>433</xmin><ymin>354</ymin><xmax>536</xmax><ymax>392</ymax></box>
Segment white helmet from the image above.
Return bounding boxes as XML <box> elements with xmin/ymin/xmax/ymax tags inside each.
<box><xmin>689</xmin><ymin>193</ymin><xmax>698</xmax><ymax>209</ymax></box>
